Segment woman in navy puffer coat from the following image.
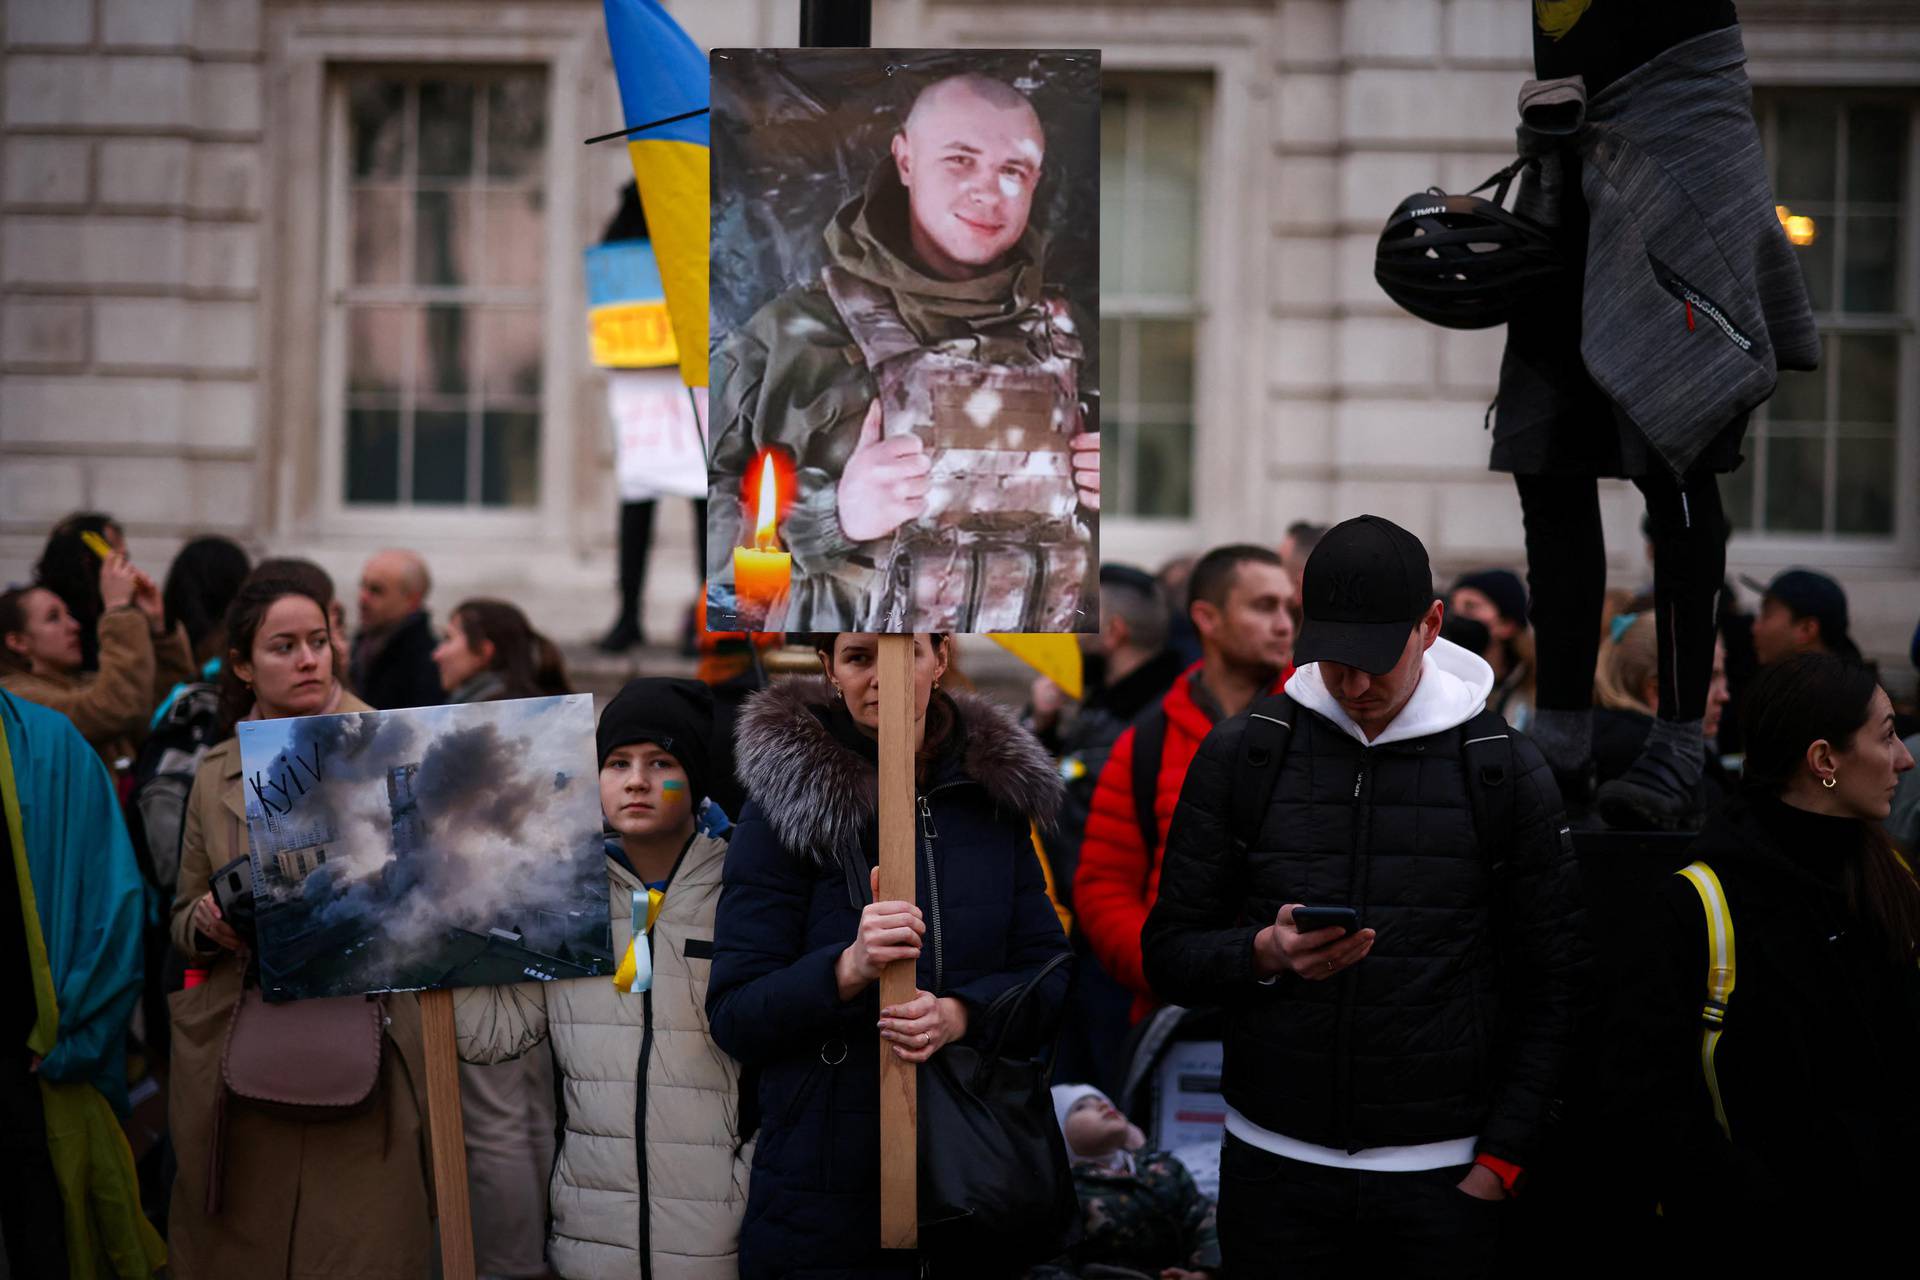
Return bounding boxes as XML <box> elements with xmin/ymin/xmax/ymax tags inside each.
<box><xmin>708</xmin><ymin>633</ymin><xmax>1070</xmax><ymax>1279</ymax></box>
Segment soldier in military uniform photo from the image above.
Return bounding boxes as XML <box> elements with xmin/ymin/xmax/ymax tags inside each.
<box><xmin>708</xmin><ymin>51</ymin><xmax>1101</xmax><ymax>633</ymax></box>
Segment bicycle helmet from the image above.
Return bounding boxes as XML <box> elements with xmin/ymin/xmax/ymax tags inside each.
<box><xmin>1374</xmin><ymin>158</ymin><xmax>1564</xmax><ymax>330</ymax></box>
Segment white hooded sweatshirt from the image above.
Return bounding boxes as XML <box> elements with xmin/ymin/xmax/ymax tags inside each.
<box><xmin>1286</xmin><ymin>636</ymin><xmax>1496</xmax><ymax>749</ymax></box>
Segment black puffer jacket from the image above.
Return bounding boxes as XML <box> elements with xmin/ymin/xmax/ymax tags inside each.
<box><xmin>1141</xmin><ymin>643</ymin><xmax>1584</xmax><ymax>1165</ymax></box>
<box><xmin>1597</xmin><ymin>792</ymin><xmax>1920</xmax><ymax>1246</ymax></box>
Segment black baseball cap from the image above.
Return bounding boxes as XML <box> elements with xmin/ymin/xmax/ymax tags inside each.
<box><xmin>1740</xmin><ymin>568</ymin><xmax>1857</xmax><ymax>657</ymax></box>
<box><xmin>1295</xmin><ymin>515</ymin><xmax>1435</xmax><ymax>675</ymax></box>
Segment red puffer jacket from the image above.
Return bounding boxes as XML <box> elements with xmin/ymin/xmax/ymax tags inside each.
<box><xmin>1073</xmin><ymin>663</ymin><xmax>1290</xmax><ymax>1021</ymax></box>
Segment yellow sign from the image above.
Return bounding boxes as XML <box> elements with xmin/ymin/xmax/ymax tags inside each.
<box><xmin>590</xmin><ymin>300</ymin><xmax>679</xmax><ymax>370</ymax></box>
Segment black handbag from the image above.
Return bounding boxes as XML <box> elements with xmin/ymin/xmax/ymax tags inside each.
<box><xmin>918</xmin><ymin>949</ymin><xmax>1079</xmax><ymax>1266</ymax></box>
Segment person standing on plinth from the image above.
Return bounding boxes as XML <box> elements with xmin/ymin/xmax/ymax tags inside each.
<box><xmin>1489</xmin><ymin>4</ymin><xmax>1818</xmax><ymax>830</ymax></box>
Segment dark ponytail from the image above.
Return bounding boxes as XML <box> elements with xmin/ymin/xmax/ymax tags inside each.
<box><xmin>1741</xmin><ymin>653</ymin><xmax>1920</xmax><ymax>965</ymax></box>
<box><xmin>163</xmin><ymin>535</ymin><xmax>251</xmax><ymax>666</ymax></box>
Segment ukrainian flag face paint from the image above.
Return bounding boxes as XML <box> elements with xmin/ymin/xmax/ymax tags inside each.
<box><xmin>600</xmin><ymin>742</ymin><xmax>693</xmax><ymax>836</ymax></box>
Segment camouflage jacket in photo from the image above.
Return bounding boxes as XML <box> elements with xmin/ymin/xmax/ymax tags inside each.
<box><xmin>709</xmin><ymin>165</ymin><xmax>1095</xmax><ymax>631</ymax></box>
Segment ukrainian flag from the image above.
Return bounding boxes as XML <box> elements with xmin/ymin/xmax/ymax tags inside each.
<box><xmin>603</xmin><ymin>0</ymin><xmax>709</xmax><ymax>386</ymax></box>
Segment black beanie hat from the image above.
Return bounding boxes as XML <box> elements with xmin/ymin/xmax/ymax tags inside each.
<box><xmin>596</xmin><ymin>677</ymin><xmax>716</xmax><ymax>811</ymax></box>
<box><xmin>1451</xmin><ymin>569</ymin><xmax>1529</xmax><ymax>626</ymax></box>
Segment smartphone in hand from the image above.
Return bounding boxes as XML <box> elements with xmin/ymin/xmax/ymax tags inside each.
<box><xmin>1291</xmin><ymin>905</ymin><xmax>1360</xmax><ymax>936</ymax></box>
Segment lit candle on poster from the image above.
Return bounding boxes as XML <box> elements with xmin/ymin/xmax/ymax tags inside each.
<box><xmin>732</xmin><ymin>451</ymin><xmax>791</xmax><ymax>628</ymax></box>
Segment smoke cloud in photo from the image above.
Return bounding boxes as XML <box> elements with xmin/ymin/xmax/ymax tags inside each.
<box><xmin>238</xmin><ymin>693</ymin><xmax>609</xmax><ymax>998</ymax></box>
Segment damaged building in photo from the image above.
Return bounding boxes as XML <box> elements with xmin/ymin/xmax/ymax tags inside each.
<box><xmin>238</xmin><ymin>694</ymin><xmax>611</xmax><ymax>1002</ymax></box>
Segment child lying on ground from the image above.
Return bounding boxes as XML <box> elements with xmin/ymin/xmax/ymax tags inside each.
<box><xmin>1038</xmin><ymin>1084</ymin><xmax>1220</xmax><ymax>1280</ymax></box>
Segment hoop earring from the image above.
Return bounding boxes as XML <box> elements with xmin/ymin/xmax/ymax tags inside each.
<box><xmin>1822</xmin><ymin>775</ymin><xmax>1837</xmax><ymax>789</ymax></box>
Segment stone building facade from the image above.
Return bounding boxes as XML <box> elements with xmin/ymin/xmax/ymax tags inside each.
<box><xmin>4</xmin><ymin>0</ymin><xmax>1917</xmax><ymax>672</ymax></box>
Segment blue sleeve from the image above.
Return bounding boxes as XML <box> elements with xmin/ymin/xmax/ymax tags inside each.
<box><xmin>944</xmin><ymin>821</ymin><xmax>1071</xmax><ymax>1047</ymax></box>
<box><xmin>706</xmin><ymin>802</ymin><xmax>867</xmax><ymax>1065</ymax></box>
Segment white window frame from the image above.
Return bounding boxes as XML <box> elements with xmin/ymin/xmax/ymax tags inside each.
<box><xmin>1739</xmin><ymin>44</ymin><xmax>1920</xmax><ymax>573</ymax></box>
<box><xmin>882</xmin><ymin>5</ymin><xmax>1268</xmax><ymax>568</ymax></box>
<box><xmin>265</xmin><ymin>6</ymin><xmax>597</xmax><ymax>548</ymax></box>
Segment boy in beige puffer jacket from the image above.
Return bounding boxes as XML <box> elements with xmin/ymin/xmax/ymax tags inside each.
<box><xmin>458</xmin><ymin>678</ymin><xmax>749</xmax><ymax>1279</ymax></box>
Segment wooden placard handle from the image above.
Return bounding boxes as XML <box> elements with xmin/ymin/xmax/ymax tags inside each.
<box><xmin>875</xmin><ymin>632</ymin><xmax>919</xmax><ymax>1249</ymax></box>
<box><xmin>419</xmin><ymin>988</ymin><xmax>476</xmax><ymax>1280</ymax></box>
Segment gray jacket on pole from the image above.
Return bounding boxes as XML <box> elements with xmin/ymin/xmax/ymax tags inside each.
<box><xmin>1505</xmin><ymin>24</ymin><xmax>1820</xmax><ymax>480</ymax></box>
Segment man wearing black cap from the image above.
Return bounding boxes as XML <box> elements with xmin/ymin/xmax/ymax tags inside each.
<box><xmin>1143</xmin><ymin>515</ymin><xmax>1583</xmax><ymax>1276</ymax></box>
<box><xmin>1745</xmin><ymin>568</ymin><xmax>1861</xmax><ymax>667</ymax></box>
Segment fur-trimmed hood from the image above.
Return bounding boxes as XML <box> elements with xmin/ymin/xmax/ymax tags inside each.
<box><xmin>735</xmin><ymin>677</ymin><xmax>1062</xmax><ymax>867</ymax></box>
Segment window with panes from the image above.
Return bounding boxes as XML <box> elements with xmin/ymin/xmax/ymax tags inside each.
<box><xmin>1100</xmin><ymin>74</ymin><xmax>1210</xmax><ymax>520</ymax></box>
<box><xmin>335</xmin><ymin>71</ymin><xmax>548</xmax><ymax>509</ymax></box>
<box><xmin>1731</xmin><ymin>94</ymin><xmax>1912</xmax><ymax>539</ymax></box>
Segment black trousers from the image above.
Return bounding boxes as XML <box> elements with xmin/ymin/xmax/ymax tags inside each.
<box><xmin>615</xmin><ymin>497</ymin><xmax>708</xmax><ymax>626</ymax></box>
<box><xmin>1217</xmin><ymin>1135</ymin><xmax>1502</xmax><ymax>1280</ymax></box>
<box><xmin>1515</xmin><ymin>471</ymin><xmax>1725</xmax><ymax>723</ymax></box>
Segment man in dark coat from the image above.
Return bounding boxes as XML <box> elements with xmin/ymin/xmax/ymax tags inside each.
<box><xmin>1033</xmin><ymin>563</ymin><xmax>1185</xmax><ymax>1090</ymax></box>
<box><xmin>348</xmin><ymin>549</ymin><xmax>443</xmax><ymax>711</ymax></box>
<box><xmin>1142</xmin><ymin>516</ymin><xmax>1585</xmax><ymax>1278</ymax></box>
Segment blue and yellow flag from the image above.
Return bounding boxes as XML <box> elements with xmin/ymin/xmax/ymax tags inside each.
<box><xmin>603</xmin><ymin>0</ymin><xmax>710</xmax><ymax>386</ymax></box>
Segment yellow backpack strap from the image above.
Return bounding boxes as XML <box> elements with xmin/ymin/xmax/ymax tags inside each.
<box><xmin>1675</xmin><ymin>861</ymin><xmax>1737</xmax><ymax>1140</ymax></box>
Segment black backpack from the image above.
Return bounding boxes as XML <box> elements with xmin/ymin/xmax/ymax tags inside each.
<box><xmin>1132</xmin><ymin>693</ymin><xmax>1518</xmax><ymax>864</ymax></box>
<box><xmin>129</xmin><ymin>681</ymin><xmax>224</xmax><ymax>892</ymax></box>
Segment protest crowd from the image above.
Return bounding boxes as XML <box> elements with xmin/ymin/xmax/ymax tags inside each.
<box><xmin>5</xmin><ymin>503</ymin><xmax>1917</xmax><ymax>1279</ymax></box>
<box><xmin>7</xmin><ymin>4</ymin><xmax>1920</xmax><ymax>1280</ymax></box>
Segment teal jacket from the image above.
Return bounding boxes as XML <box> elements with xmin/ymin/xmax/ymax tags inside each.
<box><xmin>2</xmin><ymin>688</ymin><xmax>146</xmax><ymax>1114</ymax></box>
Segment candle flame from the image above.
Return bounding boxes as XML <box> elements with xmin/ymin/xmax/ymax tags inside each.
<box><xmin>755</xmin><ymin>452</ymin><xmax>779</xmax><ymax>551</ymax></box>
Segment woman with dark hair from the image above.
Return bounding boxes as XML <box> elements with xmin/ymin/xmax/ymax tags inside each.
<box><xmin>162</xmin><ymin>536</ymin><xmax>252</xmax><ymax>672</ymax></box>
<box><xmin>707</xmin><ymin>631</ymin><xmax>1071</xmax><ymax>1278</ymax></box>
<box><xmin>239</xmin><ymin>557</ymin><xmax>349</xmax><ymax>714</ymax></box>
<box><xmin>34</xmin><ymin>511</ymin><xmax>122</xmax><ymax>672</ymax></box>
<box><xmin>1603</xmin><ymin>653</ymin><xmax>1918</xmax><ymax>1257</ymax></box>
<box><xmin>166</xmin><ymin>570</ymin><xmax>431</xmax><ymax>1278</ymax></box>
<box><xmin>1</xmin><ymin>549</ymin><xmax>193</xmax><ymax>776</ymax></box>
<box><xmin>431</xmin><ymin>597</ymin><xmax>572</xmax><ymax>704</ymax></box>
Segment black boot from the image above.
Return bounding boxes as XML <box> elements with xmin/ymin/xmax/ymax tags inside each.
<box><xmin>1595</xmin><ymin>717</ymin><xmax>1707</xmax><ymax>832</ymax></box>
<box><xmin>597</xmin><ymin>616</ymin><xmax>642</xmax><ymax>652</ymax></box>
<box><xmin>1528</xmin><ymin>708</ymin><xmax>1595</xmax><ymax>816</ymax></box>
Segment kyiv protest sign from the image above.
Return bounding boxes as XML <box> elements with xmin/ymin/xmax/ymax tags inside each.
<box><xmin>236</xmin><ymin>694</ymin><xmax>611</xmax><ymax>1002</ymax></box>
<box><xmin>705</xmin><ymin>47</ymin><xmax>1102</xmax><ymax>634</ymax></box>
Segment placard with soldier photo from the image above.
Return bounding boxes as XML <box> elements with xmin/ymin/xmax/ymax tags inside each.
<box><xmin>706</xmin><ymin>48</ymin><xmax>1100</xmax><ymax>634</ymax></box>
<box><xmin>234</xmin><ymin>694</ymin><xmax>611</xmax><ymax>1001</ymax></box>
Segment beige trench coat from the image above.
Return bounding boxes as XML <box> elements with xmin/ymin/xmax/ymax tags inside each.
<box><xmin>166</xmin><ymin>696</ymin><xmax>435</xmax><ymax>1280</ymax></box>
